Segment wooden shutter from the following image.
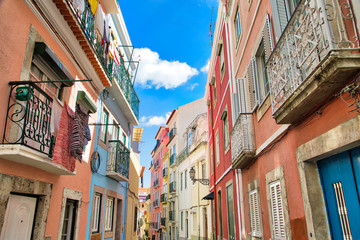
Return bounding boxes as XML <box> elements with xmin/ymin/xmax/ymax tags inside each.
<box><xmin>270</xmin><ymin>0</ymin><xmax>290</xmax><ymax>41</ymax></box>
<box><xmin>249</xmin><ymin>190</ymin><xmax>262</xmax><ymax>237</ymax></box>
<box><xmin>263</xmin><ymin>14</ymin><xmax>275</xmax><ymax>61</ymax></box>
<box><xmin>269</xmin><ymin>181</ymin><xmax>286</xmax><ymax>239</ymax></box>
<box><xmin>236</xmin><ymin>78</ymin><xmax>248</xmax><ymax>114</ymax></box>
<box><xmin>246</xmin><ymin>58</ymin><xmax>259</xmax><ymax>111</ymax></box>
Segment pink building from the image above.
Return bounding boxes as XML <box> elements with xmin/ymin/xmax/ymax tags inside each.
<box><xmin>149</xmin><ymin>126</ymin><xmax>169</xmax><ymax>240</ymax></box>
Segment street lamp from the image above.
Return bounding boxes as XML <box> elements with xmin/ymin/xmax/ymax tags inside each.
<box><xmin>189</xmin><ymin>167</ymin><xmax>210</xmax><ymax>185</ymax></box>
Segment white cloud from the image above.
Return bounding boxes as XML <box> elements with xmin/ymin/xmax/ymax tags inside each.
<box><xmin>140</xmin><ymin>112</ymin><xmax>172</xmax><ymax>127</ymax></box>
<box><xmin>134</xmin><ymin>48</ymin><xmax>199</xmax><ymax>89</ymax></box>
<box><xmin>188</xmin><ymin>83</ymin><xmax>199</xmax><ymax>91</ymax></box>
<box><xmin>201</xmin><ymin>59</ymin><xmax>210</xmax><ymax>73</ymax></box>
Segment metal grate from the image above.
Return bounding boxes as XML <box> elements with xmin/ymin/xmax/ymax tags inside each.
<box><xmin>333</xmin><ymin>182</ymin><xmax>353</xmax><ymax>240</ymax></box>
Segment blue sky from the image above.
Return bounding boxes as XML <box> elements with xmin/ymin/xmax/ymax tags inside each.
<box><xmin>118</xmin><ymin>0</ymin><xmax>218</xmax><ymax>188</ymax></box>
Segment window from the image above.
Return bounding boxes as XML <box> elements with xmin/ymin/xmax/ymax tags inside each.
<box><xmin>255</xmin><ymin>41</ymin><xmax>270</xmax><ymax>103</ymax></box>
<box><xmin>181</xmin><ymin>173</ymin><xmax>183</xmax><ymax>191</ymax></box>
<box><xmin>226</xmin><ymin>184</ymin><xmax>236</xmax><ymax>240</ymax></box>
<box><xmin>100</xmin><ymin>108</ymin><xmax>109</xmax><ymax>142</ymax></box>
<box><xmin>269</xmin><ymin>180</ymin><xmax>286</xmax><ymax>239</ymax></box>
<box><xmin>185</xmin><ymin>170</ymin><xmax>187</xmax><ymax>189</ymax></box>
<box><xmin>105</xmin><ymin>197</ymin><xmax>114</xmax><ymax>231</ymax></box>
<box><xmin>221</xmin><ymin>111</ymin><xmax>230</xmax><ymax>150</ymax></box>
<box><xmin>234</xmin><ymin>8</ymin><xmax>241</xmax><ymax>41</ymax></box>
<box><xmin>219</xmin><ymin>44</ymin><xmax>225</xmax><ymax>78</ymax></box>
<box><xmin>215</xmin><ymin>132</ymin><xmax>220</xmax><ymax>166</ymax></box>
<box><xmin>217</xmin><ymin>191</ymin><xmax>223</xmax><ymax>239</ymax></box>
<box><xmin>181</xmin><ymin>211</ymin><xmax>183</xmax><ymax>230</ymax></box>
<box><xmin>249</xmin><ymin>190</ymin><xmax>262</xmax><ymax>237</ymax></box>
<box><xmin>92</xmin><ymin>193</ymin><xmax>102</xmax><ymax>233</ymax></box>
<box><xmin>61</xmin><ymin>199</ymin><xmax>78</xmax><ymax>240</ymax></box>
<box><xmin>109</xmin><ymin>121</ymin><xmax>119</xmax><ymax>140</ymax></box>
<box><xmin>211</xmin><ymin>77</ymin><xmax>217</xmax><ymax>106</ymax></box>
<box><xmin>134</xmin><ymin>207</ymin><xmax>138</xmax><ymax>232</ymax></box>
<box><xmin>270</xmin><ymin>0</ymin><xmax>300</xmax><ymax>41</ymax></box>
<box><xmin>202</xmin><ymin>163</ymin><xmax>206</xmax><ymax>179</ymax></box>
<box><xmin>187</xmin><ymin>132</ymin><xmax>192</xmax><ymax>150</ymax></box>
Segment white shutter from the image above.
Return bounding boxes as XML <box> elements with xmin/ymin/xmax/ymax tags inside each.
<box><xmin>247</xmin><ymin>59</ymin><xmax>259</xmax><ymax>111</ymax></box>
<box><xmin>249</xmin><ymin>190</ymin><xmax>262</xmax><ymax>237</ymax></box>
<box><xmin>263</xmin><ymin>14</ymin><xmax>275</xmax><ymax>61</ymax></box>
<box><xmin>269</xmin><ymin>181</ymin><xmax>286</xmax><ymax>239</ymax></box>
<box><xmin>270</xmin><ymin>0</ymin><xmax>291</xmax><ymax>41</ymax></box>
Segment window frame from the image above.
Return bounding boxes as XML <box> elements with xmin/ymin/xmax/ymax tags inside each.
<box><xmin>104</xmin><ymin>196</ymin><xmax>115</xmax><ymax>232</ymax></box>
<box><xmin>234</xmin><ymin>7</ymin><xmax>242</xmax><ymax>42</ymax></box>
<box><xmin>99</xmin><ymin>107</ymin><xmax>109</xmax><ymax>143</ymax></box>
<box><xmin>91</xmin><ymin>193</ymin><xmax>102</xmax><ymax>233</ymax></box>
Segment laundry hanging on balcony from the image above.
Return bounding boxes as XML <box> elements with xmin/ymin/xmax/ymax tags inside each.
<box><xmin>50</xmin><ymin>97</ymin><xmax>63</xmax><ymax>138</ymax></box>
<box><xmin>109</xmin><ymin>33</ymin><xmax>121</xmax><ymax>65</ymax></box>
<box><xmin>70</xmin><ymin>104</ymin><xmax>90</xmax><ymax>161</ymax></box>
<box><xmin>88</xmin><ymin>0</ymin><xmax>98</xmax><ymax>14</ymax></box>
<box><xmin>95</xmin><ymin>1</ymin><xmax>104</xmax><ymax>40</ymax></box>
<box><xmin>72</xmin><ymin>0</ymin><xmax>85</xmax><ymax>14</ymax></box>
<box><xmin>102</xmin><ymin>19</ymin><xmax>111</xmax><ymax>55</ymax></box>
<box><xmin>53</xmin><ymin>103</ymin><xmax>76</xmax><ymax>172</ymax></box>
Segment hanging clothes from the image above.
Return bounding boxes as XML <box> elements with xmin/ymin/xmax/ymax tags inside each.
<box><xmin>102</xmin><ymin>19</ymin><xmax>111</xmax><ymax>55</ymax></box>
<box><xmin>50</xmin><ymin>97</ymin><xmax>63</xmax><ymax>137</ymax></box>
<box><xmin>94</xmin><ymin>1</ymin><xmax>104</xmax><ymax>41</ymax></box>
<box><xmin>88</xmin><ymin>0</ymin><xmax>98</xmax><ymax>14</ymax></box>
<box><xmin>84</xmin><ymin>124</ymin><xmax>92</xmax><ymax>147</ymax></box>
<box><xmin>108</xmin><ymin>31</ymin><xmax>121</xmax><ymax>65</ymax></box>
<box><xmin>70</xmin><ymin>104</ymin><xmax>89</xmax><ymax>161</ymax></box>
<box><xmin>53</xmin><ymin>103</ymin><xmax>76</xmax><ymax>172</ymax></box>
<box><xmin>72</xmin><ymin>0</ymin><xmax>85</xmax><ymax>15</ymax></box>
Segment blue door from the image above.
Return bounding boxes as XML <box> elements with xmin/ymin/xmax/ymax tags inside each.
<box><xmin>318</xmin><ymin>147</ymin><xmax>360</xmax><ymax>240</ymax></box>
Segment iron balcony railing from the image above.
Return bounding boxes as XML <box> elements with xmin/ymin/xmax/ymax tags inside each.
<box><xmin>169</xmin><ymin>181</ymin><xmax>176</xmax><ymax>193</ymax></box>
<box><xmin>176</xmin><ymin>147</ymin><xmax>188</xmax><ymax>164</ymax></box>
<box><xmin>161</xmin><ymin>217</ymin><xmax>166</xmax><ymax>226</ymax></box>
<box><xmin>160</xmin><ymin>193</ymin><xmax>167</xmax><ymax>203</ymax></box>
<box><xmin>169</xmin><ymin>154</ymin><xmax>176</xmax><ymax>166</ymax></box>
<box><xmin>162</xmin><ymin>167</ymin><xmax>168</xmax><ymax>177</ymax></box>
<box><xmin>230</xmin><ymin>114</ymin><xmax>256</xmax><ymax>169</ymax></box>
<box><xmin>65</xmin><ymin>0</ymin><xmax>139</xmax><ymax>120</ymax></box>
<box><xmin>267</xmin><ymin>0</ymin><xmax>359</xmax><ymax>115</ymax></box>
<box><xmin>169</xmin><ymin>128</ymin><xmax>177</xmax><ymax>140</ymax></box>
<box><xmin>169</xmin><ymin>211</ymin><xmax>175</xmax><ymax>221</ymax></box>
<box><xmin>2</xmin><ymin>82</ymin><xmax>55</xmax><ymax>157</ymax></box>
<box><xmin>107</xmin><ymin>140</ymin><xmax>130</xmax><ymax>179</ymax></box>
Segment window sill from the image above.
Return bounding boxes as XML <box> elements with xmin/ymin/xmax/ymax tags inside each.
<box><xmin>90</xmin><ymin>233</ymin><xmax>101</xmax><ymax>240</ymax></box>
<box><xmin>256</xmin><ymin>94</ymin><xmax>271</xmax><ymax>122</ymax></box>
<box><xmin>104</xmin><ymin>231</ymin><xmax>114</xmax><ymax>238</ymax></box>
<box><xmin>98</xmin><ymin>139</ymin><xmax>108</xmax><ymax>151</ymax></box>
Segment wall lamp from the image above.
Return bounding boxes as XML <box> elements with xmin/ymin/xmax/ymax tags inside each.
<box><xmin>189</xmin><ymin>167</ymin><xmax>210</xmax><ymax>185</ymax></box>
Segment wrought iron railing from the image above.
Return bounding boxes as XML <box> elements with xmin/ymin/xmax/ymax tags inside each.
<box><xmin>160</xmin><ymin>193</ymin><xmax>167</xmax><ymax>203</ymax></box>
<box><xmin>65</xmin><ymin>0</ymin><xmax>139</xmax><ymax>120</ymax></box>
<box><xmin>161</xmin><ymin>217</ymin><xmax>166</xmax><ymax>226</ymax></box>
<box><xmin>169</xmin><ymin>211</ymin><xmax>175</xmax><ymax>221</ymax></box>
<box><xmin>169</xmin><ymin>181</ymin><xmax>176</xmax><ymax>193</ymax></box>
<box><xmin>176</xmin><ymin>147</ymin><xmax>188</xmax><ymax>163</ymax></box>
<box><xmin>162</xmin><ymin>167</ymin><xmax>168</xmax><ymax>177</ymax></box>
<box><xmin>267</xmin><ymin>0</ymin><xmax>359</xmax><ymax>114</ymax></box>
<box><xmin>2</xmin><ymin>82</ymin><xmax>55</xmax><ymax>157</ymax></box>
<box><xmin>230</xmin><ymin>114</ymin><xmax>255</xmax><ymax>163</ymax></box>
<box><xmin>107</xmin><ymin>140</ymin><xmax>130</xmax><ymax>179</ymax></box>
<box><xmin>169</xmin><ymin>154</ymin><xmax>176</xmax><ymax>166</ymax></box>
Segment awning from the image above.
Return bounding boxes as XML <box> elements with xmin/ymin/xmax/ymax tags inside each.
<box><xmin>202</xmin><ymin>191</ymin><xmax>214</xmax><ymax>200</ymax></box>
<box><xmin>34</xmin><ymin>42</ymin><xmax>74</xmax><ymax>86</ymax></box>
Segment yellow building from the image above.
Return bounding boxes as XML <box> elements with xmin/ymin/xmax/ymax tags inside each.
<box><xmin>144</xmin><ymin>188</ymin><xmax>151</xmax><ymax>239</ymax></box>
<box><xmin>161</xmin><ymin>150</ymin><xmax>170</xmax><ymax>238</ymax></box>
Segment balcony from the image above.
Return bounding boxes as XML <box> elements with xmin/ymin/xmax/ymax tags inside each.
<box><xmin>55</xmin><ymin>0</ymin><xmax>139</xmax><ymax>121</ymax></box>
<box><xmin>160</xmin><ymin>193</ymin><xmax>167</xmax><ymax>203</ymax></box>
<box><xmin>267</xmin><ymin>0</ymin><xmax>360</xmax><ymax>124</ymax></box>
<box><xmin>107</xmin><ymin>140</ymin><xmax>130</xmax><ymax>181</ymax></box>
<box><xmin>154</xmin><ymin>178</ymin><xmax>160</xmax><ymax>188</ymax></box>
<box><xmin>169</xmin><ymin>154</ymin><xmax>176</xmax><ymax>166</ymax></box>
<box><xmin>176</xmin><ymin>147</ymin><xmax>188</xmax><ymax>164</ymax></box>
<box><xmin>231</xmin><ymin>114</ymin><xmax>256</xmax><ymax>169</ymax></box>
<box><xmin>161</xmin><ymin>217</ymin><xmax>166</xmax><ymax>227</ymax></box>
<box><xmin>154</xmin><ymin>160</ymin><xmax>160</xmax><ymax>169</ymax></box>
<box><xmin>169</xmin><ymin>211</ymin><xmax>175</xmax><ymax>221</ymax></box>
<box><xmin>162</xmin><ymin>167</ymin><xmax>168</xmax><ymax>177</ymax></box>
<box><xmin>146</xmin><ymin>194</ymin><xmax>150</xmax><ymax>201</ymax></box>
<box><xmin>0</xmin><ymin>82</ymin><xmax>74</xmax><ymax>175</ymax></box>
<box><xmin>169</xmin><ymin>181</ymin><xmax>176</xmax><ymax>194</ymax></box>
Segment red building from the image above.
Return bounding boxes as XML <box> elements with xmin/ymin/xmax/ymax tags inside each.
<box><xmin>205</xmin><ymin>3</ymin><xmax>241</xmax><ymax>240</ymax></box>
<box><xmin>149</xmin><ymin>126</ymin><xmax>169</xmax><ymax>240</ymax></box>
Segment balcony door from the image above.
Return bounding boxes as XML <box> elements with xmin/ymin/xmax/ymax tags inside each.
<box><xmin>318</xmin><ymin>147</ymin><xmax>360</xmax><ymax>239</ymax></box>
<box><xmin>0</xmin><ymin>194</ymin><xmax>37</xmax><ymax>240</ymax></box>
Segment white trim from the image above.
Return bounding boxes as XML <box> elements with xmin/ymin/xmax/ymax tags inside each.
<box><xmin>215</xmin><ymin>165</ymin><xmax>232</xmax><ymax>186</ymax></box>
<box><xmin>235</xmin><ymin>169</ymin><xmax>243</xmax><ymax>240</ymax></box>
<box><xmin>256</xmin><ymin>124</ymin><xmax>290</xmax><ymax>155</ymax></box>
